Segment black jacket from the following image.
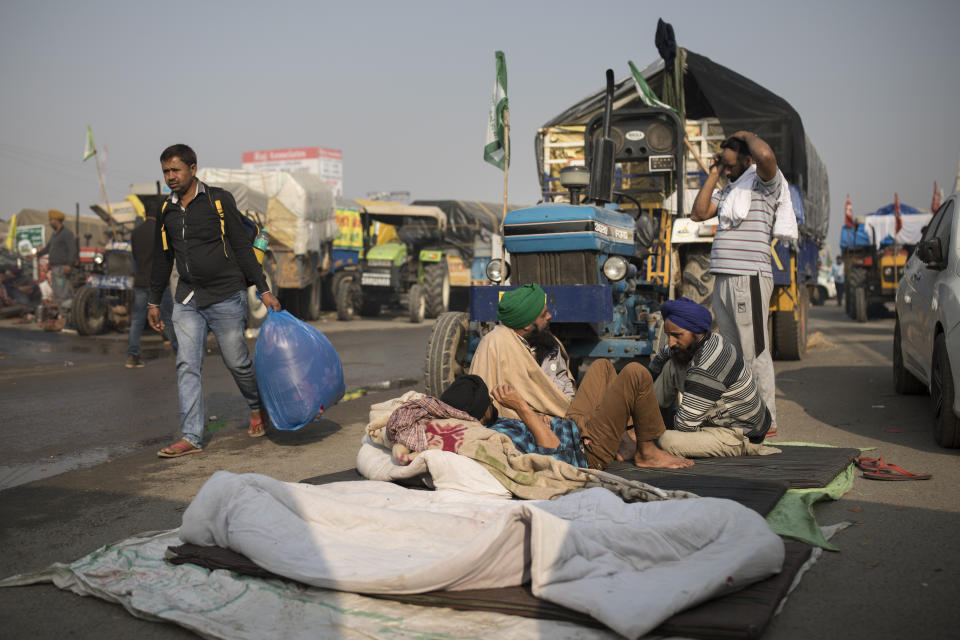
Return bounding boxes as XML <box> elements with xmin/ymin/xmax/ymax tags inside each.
<box><xmin>131</xmin><ymin>216</ymin><xmax>157</xmax><ymax>288</ymax></box>
<box><xmin>149</xmin><ymin>182</ymin><xmax>268</xmax><ymax>307</ymax></box>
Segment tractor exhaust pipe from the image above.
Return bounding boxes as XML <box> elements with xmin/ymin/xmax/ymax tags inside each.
<box><xmin>588</xmin><ymin>70</ymin><xmax>616</xmax><ymax>204</ymax></box>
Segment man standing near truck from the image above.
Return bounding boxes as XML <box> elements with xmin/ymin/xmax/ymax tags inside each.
<box><xmin>690</xmin><ymin>131</ymin><xmax>782</xmax><ymax>438</ymax></box>
<box><xmin>148</xmin><ymin>144</ymin><xmax>281</xmax><ymax>458</ymax></box>
<box><xmin>36</xmin><ymin>209</ymin><xmax>77</xmax><ymax>331</ymax></box>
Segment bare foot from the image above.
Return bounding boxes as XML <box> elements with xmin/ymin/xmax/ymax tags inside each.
<box><xmin>633</xmin><ymin>448</ymin><xmax>694</xmax><ymax>469</ymax></box>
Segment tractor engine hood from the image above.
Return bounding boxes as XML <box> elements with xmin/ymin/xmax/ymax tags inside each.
<box><xmin>503</xmin><ymin>203</ymin><xmax>636</xmax><ymax>255</ymax></box>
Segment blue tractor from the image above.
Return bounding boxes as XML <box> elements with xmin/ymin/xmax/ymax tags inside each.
<box><xmin>424</xmin><ymin>70</ymin><xmax>683</xmax><ymax>395</ymax></box>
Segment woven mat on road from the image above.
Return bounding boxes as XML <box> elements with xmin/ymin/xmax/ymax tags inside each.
<box><xmin>605</xmin><ymin>444</ymin><xmax>861</xmax><ymax>490</ymax></box>
<box><xmin>166</xmin><ymin>541</ymin><xmax>812</xmax><ymax>640</ymax></box>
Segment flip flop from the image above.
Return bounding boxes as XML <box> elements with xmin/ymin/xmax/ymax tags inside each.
<box><xmin>854</xmin><ymin>456</ymin><xmax>884</xmax><ymax>472</ymax></box>
<box><xmin>158</xmin><ymin>439</ymin><xmax>203</xmax><ymax>458</ymax></box>
<box><xmin>862</xmin><ymin>460</ymin><xmax>931</xmax><ymax>481</ymax></box>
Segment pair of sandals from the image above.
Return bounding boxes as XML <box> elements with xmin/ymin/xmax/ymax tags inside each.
<box><xmin>854</xmin><ymin>456</ymin><xmax>931</xmax><ymax>481</ymax></box>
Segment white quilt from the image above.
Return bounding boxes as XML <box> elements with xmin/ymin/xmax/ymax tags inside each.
<box><xmin>180</xmin><ymin>471</ymin><xmax>785</xmax><ymax>639</ymax></box>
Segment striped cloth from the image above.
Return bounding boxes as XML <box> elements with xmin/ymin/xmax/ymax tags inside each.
<box><xmin>709</xmin><ymin>171</ymin><xmax>782</xmax><ymax>277</ymax></box>
<box><xmin>650</xmin><ymin>333</ymin><xmax>771</xmax><ymax>442</ymax></box>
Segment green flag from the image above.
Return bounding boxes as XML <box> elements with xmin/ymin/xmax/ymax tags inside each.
<box><xmin>628</xmin><ymin>60</ymin><xmax>676</xmax><ymax>113</ymax></box>
<box><xmin>83</xmin><ymin>125</ymin><xmax>97</xmax><ymax>161</ymax></box>
<box><xmin>483</xmin><ymin>51</ymin><xmax>509</xmax><ymax>170</ymax></box>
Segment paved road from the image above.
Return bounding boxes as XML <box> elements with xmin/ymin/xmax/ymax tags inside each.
<box><xmin>0</xmin><ymin>303</ymin><xmax>958</xmax><ymax>639</ymax></box>
<box><xmin>0</xmin><ymin>311</ymin><xmax>434</xmax><ymax>490</ymax></box>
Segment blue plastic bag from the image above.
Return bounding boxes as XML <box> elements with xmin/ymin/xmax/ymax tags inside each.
<box><xmin>254</xmin><ymin>309</ymin><xmax>345</xmax><ymax>430</ymax></box>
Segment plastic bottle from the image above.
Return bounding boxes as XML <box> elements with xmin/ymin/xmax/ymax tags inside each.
<box><xmin>252</xmin><ymin>228</ymin><xmax>269</xmax><ymax>264</ymax></box>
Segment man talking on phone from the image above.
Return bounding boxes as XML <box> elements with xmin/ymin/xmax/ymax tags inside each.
<box><xmin>689</xmin><ymin>131</ymin><xmax>785</xmax><ymax>438</ymax></box>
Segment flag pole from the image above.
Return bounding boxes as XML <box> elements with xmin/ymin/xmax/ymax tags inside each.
<box><xmin>93</xmin><ymin>150</ymin><xmax>113</xmax><ymax>235</ymax></box>
<box><xmin>501</xmin><ymin>108</ymin><xmax>510</xmax><ymax>235</ymax></box>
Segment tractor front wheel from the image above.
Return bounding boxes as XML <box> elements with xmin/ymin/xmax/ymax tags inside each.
<box><xmin>73</xmin><ymin>287</ymin><xmax>107</xmax><ymax>335</ymax></box>
<box><xmin>424</xmin><ymin>311</ymin><xmax>469</xmax><ymax>397</ymax></box>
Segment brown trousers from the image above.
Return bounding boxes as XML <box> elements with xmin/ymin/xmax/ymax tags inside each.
<box><xmin>564</xmin><ymin>360</ymin><xmax>666</xmax><ymax>469</ymax></box>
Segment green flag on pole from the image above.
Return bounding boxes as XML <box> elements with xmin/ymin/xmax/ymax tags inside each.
<box><xmin>628</xmin><ymin>61</ymin><xmax>676</xmax><ymax>113</ymax></box>
<box><xmin>83</xmin><ymin>125</ymin><xmax>97</xmax><ymax>161</ymax></box>
<box><xmin>483</xmin><ymin>51</ymin><xmax>509</xmax><ymax>170</ymax></box>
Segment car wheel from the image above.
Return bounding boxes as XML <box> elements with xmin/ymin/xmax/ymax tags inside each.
<box><xmin>893</xmin><ymin>319</ymin><xmax>925</xmax><ymax>394</ymax></box>
<box><xmin>930</xmin><ymin>333</ymin><xmax>960</xmax><ymax>448</ymax></box>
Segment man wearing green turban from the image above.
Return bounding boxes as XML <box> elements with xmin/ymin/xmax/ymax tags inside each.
<box><xmin>470</xmin><ymin>283</ymin><xmax>692</xmax><ymax>470</ymax></box>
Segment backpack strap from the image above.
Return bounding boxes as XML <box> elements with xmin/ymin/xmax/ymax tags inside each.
<box><xmin>160</xmin><ymin>201</ymin><xmax>169</xmax><ymax>251</ymax></box>
<box><xmin>206</xmin><ymin>189</ymin><xmax>229</xmax><ymax>259</ymax></box>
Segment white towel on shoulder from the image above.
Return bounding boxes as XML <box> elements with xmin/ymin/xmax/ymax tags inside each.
<box><xmin>717</xmin><ymin>164</ymin><xmax>797</xmax><ymax>241</ymax></box>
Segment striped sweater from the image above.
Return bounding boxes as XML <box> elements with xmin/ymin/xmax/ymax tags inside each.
<box><xmin>650</xmin><ymin>333</ymin><xmax>772</xmax><ymax>442</ymax></box>
<box><xmin>709</xmin><ymin>172</ymin><xmax>782</xmax><ymax>277</ymax></box>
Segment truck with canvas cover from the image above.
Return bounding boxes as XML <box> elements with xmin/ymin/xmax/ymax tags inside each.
<box><xmin>423</xmin><ymin>70</ymin><xmax>683</xmax><ymax>396</ymax></box>
<box><xmin>534</xmin><ymin>46</ymin><xmax>829</xmax><ymax>360</ymax></box>
<box><xmin>409</xmin><ymin>200</ymin><xmax>519</xmax><ymax>309</ymax></box>
<box><xmin>840</xmin><ymin>202</ymin><xmax>931</xmax><ymax>322</ymax></box>
<box><xmin>335</xmin><ymin>201</ymin><xmax>450</xmax><ymax>323</ymax></box>
<box><xmin>197</xmin><ymin>168</ymin><xmax>337</xmax><ymax>322</ymax></box>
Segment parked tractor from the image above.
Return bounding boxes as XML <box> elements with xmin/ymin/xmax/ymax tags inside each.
<box><xmin>335</xmin><ymin>201</ymin><xmax>451</xmax><ymax>323</ymax></box>
<box><xmin>71</xmin><ymin>239</ymin><xmax>135</xmax><ymax>335</ymax></box>
<box><xmin>424</xmin><ymin>70</ymin><xmax>679</xmax><ymax>395</ymax></box>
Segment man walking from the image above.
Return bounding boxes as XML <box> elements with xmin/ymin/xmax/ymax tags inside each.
<box><xmin>36</xmin><ymin>209</ymin><xmax>77</xmax><ymax>331</ymax></box>
<box><xmin>126</xmin><ymin>205</ymin><xmax>177</xmax><ymax>368</ymax></box>
<box><xmin>690</xmin><ymin>131</ymin><xmax>783</xmax><ymax>438</ymax></box>
<box><xmin>830</xmin><ymin>256</ymin><xmax>845</xmax><ymax>306</ymax></box>
<box><xmin>148</xmin><ymin>144</ymin><xmax>281</xmax><ymax>457</ymax></box>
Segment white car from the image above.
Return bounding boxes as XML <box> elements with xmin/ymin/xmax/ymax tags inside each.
<box><xmin>894</xmin><ymin>191</ymin><xmax>960</xmax><ymax>447</ymax></box>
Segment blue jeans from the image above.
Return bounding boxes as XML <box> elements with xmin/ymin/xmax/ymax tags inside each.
<box><xmin>173</xmin><ymin>291</ymin><xmax>259</xmax><ymax>447</ymax></box>
<box><xmin>127</xmin><ymin>287</ymin><xmax>178</xmax><ymax>356</ymax></box>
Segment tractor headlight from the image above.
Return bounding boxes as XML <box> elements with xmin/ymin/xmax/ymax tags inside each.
<box><xmin>602</xmin><ymin>255</ymin><xmax>628</xmax><ymax>282</ymax></box>
<box><xmin>486</xmin><ymin>258</ymin><xmax>510</xmax><ymax>283</ymax></box>
<box><xmin>94</xmin><ymin>254</ymin><xmax>104</xmax><ymax>265</ymax></box>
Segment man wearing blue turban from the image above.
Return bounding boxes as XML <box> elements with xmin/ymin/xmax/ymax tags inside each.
<box><xmin>648</xmin><ymin>298</ymin><xmax>778</xmax><ymax>457</ymax></box>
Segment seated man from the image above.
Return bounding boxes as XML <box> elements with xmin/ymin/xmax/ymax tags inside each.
<box><xmin>470</xmin><ymin>283</ymin><xmax>691</xmax><ymax>470</ymax></box>
<box><xmin>649</xmin><ymin>297</ymin><xmax>775</xmax><ymax>457</ymax></box>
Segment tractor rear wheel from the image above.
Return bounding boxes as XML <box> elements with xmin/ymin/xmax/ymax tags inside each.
<box><xmin>424</xmin><ymin>311</ymin><xmax>469</xmax><ymax>397</ymax></box>
<box><xmin>423</xmin><ymin>262</ymin><xmax>450</xmax><ymax>319</ymax></box>
<box><xmin>853</xmin><ymin>286</ymin><xmax>868</xmax><ymax>323</ymax></box>
<box><xmin>335</xmin><ymin>278</ymin><xmax>359</xmax><ymax>321</ymax></box>
<box><xmin>679</xmin><ymin>250</ymin><xmax>714</xmax><ymax>310</ymax></box>
<box><xmin>73</xmin><ymin>287</ymin><xmax>107</xmax><ymax>335</ymax></box>
<box><xmin>300</xmin><ymin>278</ymin><xmax>322</xmax><ymax>321</ymax></box>
<box><xmin>773</xmin><ymin>284</ymin><xmax>807</xmax><ymax>360</ymax></box>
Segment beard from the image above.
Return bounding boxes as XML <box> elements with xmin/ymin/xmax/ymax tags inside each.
<box><xmin>526</xmin><ymin>325</ymin><xmax>558</xmax><ymax>365</ymax></box>
<box><xmin>670</xmin><ymin>344</ymin><xmax>697</xmax><ymax>366</ymax></box>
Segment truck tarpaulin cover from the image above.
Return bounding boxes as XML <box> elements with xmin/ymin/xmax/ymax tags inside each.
<box><xmin>537</xmin><ymin>50</ymin><xmax>830</xmax><ymax>244</ymax></box>
<box><xmin>410</xmin><ymin>200</ymin><xmax>521</xmax><ymax>260</ymax></box>
<box><xmin>198</xmin><ymin>168</ymin><xmax>337</xmax><ymax>255</ymax></box>
<box><xmin>840</xmin><ymin>202</ymin><xmax>932</xmax><ymax>249</ymax></box>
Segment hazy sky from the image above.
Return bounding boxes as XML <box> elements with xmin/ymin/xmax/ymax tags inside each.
<box><xmin>2</xmin><ymin>0</ymin><xmax>958</xmax><ymax>252</ymax></box>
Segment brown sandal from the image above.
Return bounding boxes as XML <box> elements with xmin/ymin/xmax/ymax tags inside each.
<box><xmin>158</xmin><ymin>439</ymin><xmax>203</xmax><ymax>458</ymax></box>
